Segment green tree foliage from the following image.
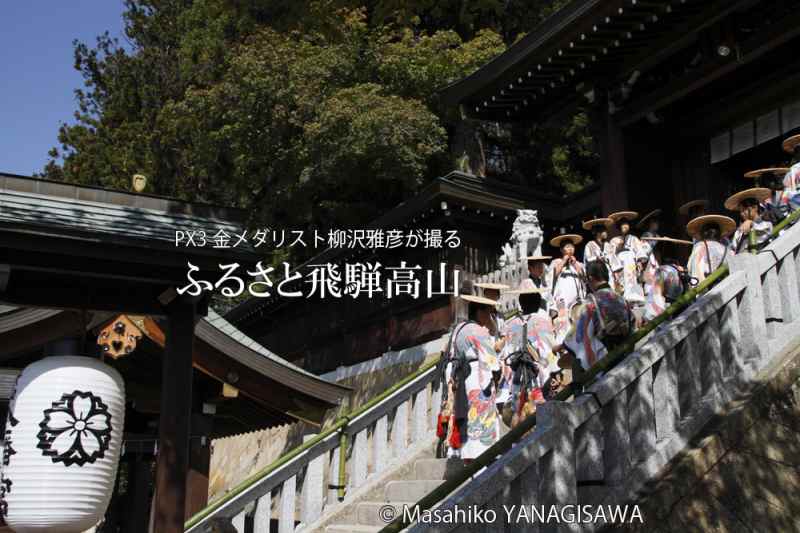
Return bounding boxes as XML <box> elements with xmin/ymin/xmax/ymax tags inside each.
<box><xmin>44</xmin><ymin>0</ymin><xmax>593</xmax><ymax>259</ymax></box>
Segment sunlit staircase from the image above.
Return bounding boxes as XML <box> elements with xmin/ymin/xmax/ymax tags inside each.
<box><xmin>322</xmin><ymin>454</ymin><xmax>464</xmax><ymax>533</ymax></box>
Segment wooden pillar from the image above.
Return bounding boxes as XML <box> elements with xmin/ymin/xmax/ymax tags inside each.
<box><xmin>125</xmin><ymin>455</ymin><xmax>154</xmax><ymax>533</ymax></box>
<box><xmin>185</xmin><ymin>414</ymin><xmax>213</xmax><ymax>520</ymax></box>
<box><xmin>595</xmin><ymin>88</ymin><xmax>628</xmax><ymax>214</ymax></box>
<box><xmin>152</xmin><ymin>301</ymin><xmax>196</xmax><ymax>533</ymax></box>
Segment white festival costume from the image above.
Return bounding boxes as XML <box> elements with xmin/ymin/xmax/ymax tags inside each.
<box><xmin>549</xmin><ymin>258</ymin><xmax>585</xmax><ymax>343</ymax></box>
<box><xmin>611</xmin><ymin>234</ymin><xmax>647</xmax><ymax>305</ymax></box>
<box><xmin>729</xmin><ymin>218</ymin><xmax>773</xmax><ymax>253</ymax></box>
<box><xmin>444</xmin><ymin>322</ymin><xmax>500</xmax><ymax>460</ymax></box>
<box><xmin>583</xmin><ymin>239</ymin><xmax>620</xmax><ymax>290</ymax></box>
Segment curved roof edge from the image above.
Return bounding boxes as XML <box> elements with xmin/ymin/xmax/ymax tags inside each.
<box><xmin>0</xmin><ymin>305</ymin><xmax>349</xmax><ymax>408</ymax></box>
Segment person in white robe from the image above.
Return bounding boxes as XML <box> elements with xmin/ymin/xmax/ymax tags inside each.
<box><xmin>525</xmin><ymin>255</ymin><xmax>552</xmax><ymax>318</ymax></box>
<box><xmin>784</xmin><ymin>135</ymin><xmax>800</xmax><ymax>212</ymax></box>
<box><xmin>441</xmin><ymin>294</ymin><xmax>501</xmax><ymax>462</ymax></box>
<box><xmin>608</xmin><ymin>211</ymin><xmax>648</xmax><ymax>308</ymax></box>
<box><xmin>548</xmin><ymin>234</ymin><xmax>586</xmax><ymax>344</ymax></box>
<box><xmin>582</xmin><ymin>217</ymin><xmax>619</xmax><ymax>290</ymax></box>
<box><xmin>497</xmin><ymin>280</ymin><xmax>557</xmax><ymax>427</ymax></box>
<box><xmin>724</xmin><ymin>188</ymin><xmax>773</xmax><ymax>253</ymax></box>
<box><xmin>686</xmin><ymin>215</ymin><xmax>737</xmax><ymax>282</ymax></box>
<box><xmin>637</xmin><ymin>209</ymin><xmax>663</xmax><ymax>300</ymax></box>
<box><xmin>473</xmin><ymin>282</ymin><xmax>510</xmax><ymax>337</ymax></box>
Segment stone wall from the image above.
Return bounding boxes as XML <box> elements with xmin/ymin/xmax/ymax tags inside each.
<box><xmin>207</xmin><ymin>346</ymin><xmax>441</xmax><ymax>503</ymax></box>
<box><xmin>607</xmin><ymin>341</ymin><xmax>800</xmax><ymax>532</ymax></box>
<box><xmin>208</xmin><ymin>422</ymin><xmax>317</xmax><ymax>503</ymax></box>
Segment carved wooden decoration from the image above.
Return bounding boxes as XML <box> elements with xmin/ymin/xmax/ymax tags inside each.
<box><xmin>97</xmin><ymin>315</ymin><xmax>143</xmax><ymax>359</ymax></box>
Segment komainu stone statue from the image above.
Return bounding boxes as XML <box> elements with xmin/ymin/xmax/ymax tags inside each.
<box><xmin>498</xmin><ymin>209</ymin><xmax>543</xmax><ymax>267</ymax></box>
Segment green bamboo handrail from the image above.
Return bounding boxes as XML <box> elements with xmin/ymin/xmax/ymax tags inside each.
<box><xmin>771</xmin><ymin>207</ymin><xmax>800</xmax><ymax>236</ymax></box>
<box><xmin>378</xmin><ymin>263</ymin><xmax>732</xmax><ymax>533</ymax></box>
<box><xmin>185</xmin><ymin>354</ymin><xmax>442</xmax><ymax>529</ymax></box>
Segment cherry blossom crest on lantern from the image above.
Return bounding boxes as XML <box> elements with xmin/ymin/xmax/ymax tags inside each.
<box><xmin>36</xmin><ymin>391</ymin><xmax>113</xmax><ymax>467</ymax></box>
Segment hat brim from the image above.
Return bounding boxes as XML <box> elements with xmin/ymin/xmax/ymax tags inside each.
<box><xmin>473</xmin><ymin>282</ymin><xmax>510</xmax><ymax>290</ymax></box>
<box><xmin>581</xmin><ymin>218</ymin><xmax>614</xmax><ymax>230</ymax></box>
<box><xmin>642</xmin><ymin>236</ymin><xmax>693</xmax><ymax>246</ymax></box>
<box><xmin>460</xmin><ymin>294</ymin><xmax>499</xmax><ymax>306</ymax></box>
<box><xmin>549</xmin><ymin>234</ymin><xmax>583</xmax><ymax>248</ymax></box>
<box><xmin>678</xmin><ymin>200</ymin><xmax>708</xmax><ymax>215</ymax></box>
<box><xmin>723</xmin><ymin>187</ymin><xmax>772</xmax><ymax>211</ymax></box>
<box><xmin>783</xmin><ymin>134</ymin><xmax>800</xmax><ymax>154</ymax></box>
<box><xmin>743</xmin><ymin>168</ymin><xmax>789</xmax><ymax>179</ymax></box>
<box><xmin>504</xmin><ymin>287</ymin><xmax>544</xmax><ymax>295</ymax></box>
<box><xmin>608</xmin><ymin>211</ymin><xmax>639</xmax><ymax>223</ymax></box>
<box><xmin>636</xmin><ymin>209</ymin><xmax>662</xmax><ymax>229</ymax></box>
<box><xmin>686</xmin><ymin>215</ymin><xmax>736</xmax><ymax>238</ymax></box>
<box><xmin>525</xmin><ymin>255</ymin><xmax>552</xmax><ymax>261</ymax></box>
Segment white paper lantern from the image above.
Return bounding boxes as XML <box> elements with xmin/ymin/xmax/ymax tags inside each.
<box><xmin>1</xmin><ymin>356</ymin><xmax>125</xmax><ymax>532</ymax></box>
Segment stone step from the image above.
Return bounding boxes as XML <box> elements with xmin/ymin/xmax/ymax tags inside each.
<box><xmin>384</xmin><ymin>479</ymin><xmax>443</xmax><ymax>502</ymax></box>
<box><xmin>414</xmin><ymin>457</ymin><xmax>464</xmax><ymax>480</ymax></box>
<box><xmin>355</xmin><ymin>501</ymin><xmax>415</xmax><ymax>527</ymax></box>
<box><xmin>325</xmin><ymin>525</ymin><xmax>382</xmax><ymax>533</ymax></box>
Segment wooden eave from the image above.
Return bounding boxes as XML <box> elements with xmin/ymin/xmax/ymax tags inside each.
<box><xmin>440</xmin><ymin>0</ymin><xmax>763</xmax><ymax>122</ymax></box>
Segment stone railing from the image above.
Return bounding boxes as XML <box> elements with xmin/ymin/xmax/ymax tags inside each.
<box><xmin>405</xmin><ymin>220</ymin><xmax>800</xmax><ymax>533</ymax></box>
<box><xmin>185</xmin><ymin>355</ymin><xmax>443</xmax><ymax>532</ymax></box>
<box><xmin>472</xmin><ymin>262</ymin><xmax>528</xmax><ymax>313</ymax></box>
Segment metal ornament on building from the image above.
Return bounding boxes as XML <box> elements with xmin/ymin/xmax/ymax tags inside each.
<box><xmin>1</xmin><ymin>356</ymin><xmax>125</xmax><ymax>532</ymax></box>
<box><xmin>97</xmin><ymin>315</ymin><xmax>143</xmax><ymax>359</ymax></box>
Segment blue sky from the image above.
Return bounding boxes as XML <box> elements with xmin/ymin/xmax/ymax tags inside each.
<box><xmin>0</xmin><ymin>2</ymin><xmax>127</xmax><ymax>176</ymax></box>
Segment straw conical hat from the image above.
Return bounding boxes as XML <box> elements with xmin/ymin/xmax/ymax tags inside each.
<box><xmin>608</xmin><ymin>211</ymin><xmax>639</xmax><ymax>223</ymax></box>
<box><xmin>504</xmin><ymin>279</ymin><xmax>543</xmax><ymax>295</ymax></box>
<box><xmin>783</xmin><ymin>134</ymin><xmax>800</xmax><ymax>154</ymax></box>
<box><xmin>550</xmin><ymin>234</ymin><xmax>583</xmax><ymax>248</ymax></box>
<box><xmin>686</xmin><ymin>215</ymin><xmax>736</xmax><ymax>238</ymax></box>
<box><xmin>678</xmin><ymin>199</ymin><xmax>707</xmax><ymax>216</ymax></box>
<box><xmin>723</xmin><ymin>187</ymin><xmax>771</xmax><ymax>211</ymax></box>
<box><xmin>473</xmin><ymin>282</ymin><xmax>510</xmax><ymax>290</ymax></box>
<box><xmin>525</xmin><ymin>255</ymin><xmax>552</xmax><ymax>262</ymax></box>
<box><xmin>581</xmin><ymin>217</ymin><xmax>614</xmax><ymax>230</ymax></box>
<box><xmin>743</xmin><ymin>168</ymin><xmax>789</xmax><ymax>179</ymax></box>
<box><xmin>459</xmin><ymin>294</ymin><xmax>499</xmax><ymax>306</ymax></box>
<box><xmin>637</xmin><ymin>209</ymin><xmax>662</xmax><ymax>229</ymax></box>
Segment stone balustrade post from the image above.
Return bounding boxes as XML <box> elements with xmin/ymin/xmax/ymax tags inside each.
<box><xmin>727</xmin><ymin>254</ymin><xmax>768</xmax><ymax>374</ymax></box>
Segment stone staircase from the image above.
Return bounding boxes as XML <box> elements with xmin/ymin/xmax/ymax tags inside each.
<box><xmin>318</xmin><ymin>448</ymin><xmax>465</xmax><ymax>533</ymax></box>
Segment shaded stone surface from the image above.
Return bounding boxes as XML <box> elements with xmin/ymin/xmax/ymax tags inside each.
<box><xmin>602</xmin><ymin>346</ymin><xmax>800</xmax><ymax>533</ymax></box>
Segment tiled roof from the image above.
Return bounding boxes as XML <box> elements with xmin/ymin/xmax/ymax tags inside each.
<box><xmin>199</xmin><ymin>309</ymin><xmax>349</xmax><ymax>405</ymax></box>
<box><xmin>0</xmin><ymin>173</ymin><xmax>255</xmax><ymax>255</ymax></box>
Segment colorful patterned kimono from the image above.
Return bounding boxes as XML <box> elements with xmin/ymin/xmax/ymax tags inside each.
<box><xmin>496</xmin><ymin>317</ymin><xmax>519</xmax><ymax>407</ymax></box>
<box><xmin>771</xmin><ymin>164</ymin><xmax>800</xmax><ymax>213</ymax></box>
<box><xmin>643</xmin><ymin>264</ymin><xmax>684</xmax><ymax>321</ymax></box>
<box><xmin>549</xmin><ymin>259</ymin><xmax>586</xmax><ymax>343</ymax></box>
<box><xmin>583</xmin><ymin>239</ymin><xmax>620</xmax><ymax>290</ymax></box>
<box><xmin>564</xmin><ymin>287</ymin><xmax>632</xmax><ymax>370</ymax></box>
<box><xmin>687</xmin><ymin>240</ymin><xmax>729</xmax><ymax>282</ymax></box>
<box><xmin>610</xmin><ymin>234</ymin><xmax>648</xmax><ymax>305</ymax></box>
<box><xmin>444</xmin><ymin>322</ymin><xmax>500</xmax><ymax>460</ymax></box>
<box><xmin>499</xmin><ymin>313</ymin><xmax>557</xmax><ymax>426</ymax></box>
<box><xmin>639</xmin><ymin>232</ymin><xmax>660</xmax><ymax>301</ymax></box>
<box><xmin>528</xmin><ymin>275</ymin><xmax>552</xmax><ymax>318</ymax></box>
<box><xmin>729</xmin><ymin>218</ymin><xmax>773</xmax><ymax>253</ymax></box>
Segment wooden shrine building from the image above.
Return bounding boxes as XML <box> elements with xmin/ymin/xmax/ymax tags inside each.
<box><xmin>228</xmin><ymin>0</ymin><xmax>800</xmax><ymax>372</ymax></box>
<box><xmin>0</xmin><ymin>173</ymin><xmax>349</xmax><ymax>532</ymax></box>
<box><xmin>441</xmin><ymin>0</ymin><xmax>800</xmax><ymax>236</ymax></box>
<box><xmin>227</xmin><ymin>171</ymin><xmax>598</xmax><ymax>373</ymax></box>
